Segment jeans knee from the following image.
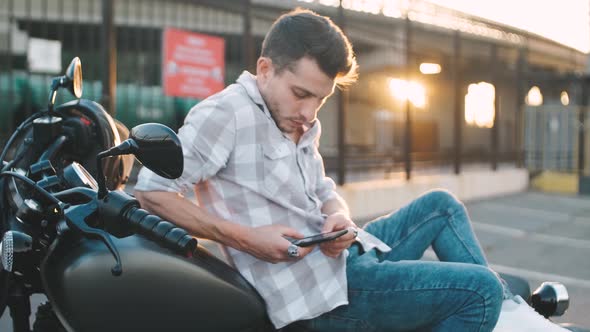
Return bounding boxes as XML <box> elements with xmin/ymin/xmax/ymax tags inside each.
<box><xmin>420</xmin><ymin>189</ymin><xmax>465</xmax><ymax>214</ymax></box>
<box><xmin>454</xmin><ymin>267</ymin><xmax>503</xmax><ymax>330</ymax></box>
<box><xmin>476</xmin><ymin>267</ymin><xmax>504</xmax><ymax>313</ymax></box>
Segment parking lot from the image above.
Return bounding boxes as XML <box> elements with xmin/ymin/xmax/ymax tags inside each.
<box><xmin>461</xmin><ymin>191</ymin><xmax>590</xmax><ymax>328</ymax></box>
<box><xmin>2</xmin><ymin>190</ymin><xmax>589</xmax><ymax>330</ymax></box>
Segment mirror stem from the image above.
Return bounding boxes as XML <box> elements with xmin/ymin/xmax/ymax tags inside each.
<box><xmin>47</xmin><ymin>78</ymin><xmax>61</xmax><ymax>113</ymax></box>
<box><xmin>96</xmin><ymin>153</ymin><xmax>109</xmax><ymax>199</ymax></box>
<box><xmin>96</xmin><ymin>140</ymin><xmax>136</xmax><ymax>198</ymax></box>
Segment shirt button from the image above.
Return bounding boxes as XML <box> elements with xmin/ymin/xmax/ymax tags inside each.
<box><xmin>302</xmin><ymin>147</ymin><xmax>308</xmax><ymax>153</ymax></box>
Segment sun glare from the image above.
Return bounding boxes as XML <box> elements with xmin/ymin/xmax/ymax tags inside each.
<box><xmin>526</xmin><ymin>86</ymin><xmax>543</xmax><ymax>106</ymax></box>
<box><xmin>465</xmin><ymin>82</ymin><xmax>495</xmax><ymax>128</ymax></box>
<box><xmin>419</xmin><ymin>63</ymin><xmax>442</xmax><ymax>75</ymax></box>
<box><xmin>389</xmin><ymin>78</ymin><xmax>427</xmax><ymax>109</ymax></box>
<box><xmin>560</xmin><ymin>91</ymin><xmax>570</xmax><ymax>106</ymax></box>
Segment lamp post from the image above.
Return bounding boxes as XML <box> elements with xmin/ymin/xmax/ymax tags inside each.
<box><xmin>404</xmin><ymin>16</ymin><xmax>412</xmax><ymax>181</ymax></box>
<box><xmin>101</xmin><ymin>0</ymin><xmax>116</xmax><ymax>116</ymax></box>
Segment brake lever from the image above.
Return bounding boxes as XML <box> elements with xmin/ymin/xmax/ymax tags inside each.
<box><xmin>63</xmin><ymin>201</ymin><xmax>123</xmax><ymax>276</ymax></box>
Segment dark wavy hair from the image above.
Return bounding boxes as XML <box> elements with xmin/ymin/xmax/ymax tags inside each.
<box><xmin>261</xmin><ymin>8</ymin><xmax>358</xmax><ymax>86</ymax></box>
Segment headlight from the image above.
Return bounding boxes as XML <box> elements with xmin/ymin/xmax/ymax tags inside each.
<box><xmin>0</xmin><ymin>231</ymin><xmax>14</xmax><ymax>272</ymax></box>
<box><xmin>0</xmin><ymin>231</ymin><xmax>33</xmax><ymax>272</ymax></box>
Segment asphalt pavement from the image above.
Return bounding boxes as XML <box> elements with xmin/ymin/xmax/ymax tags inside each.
<box><xmin>1</xmin><ymin>191</ymin><xmax>589</xmax><ymax>330</ymax></box>
<box><xmin>461</xmin><ymin>192</ymin><xmax>590</xmax><ymax>328</ymax></box>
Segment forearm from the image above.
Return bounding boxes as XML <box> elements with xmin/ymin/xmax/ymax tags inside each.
<box><xmin>321</xmin><ymin>194</ymin><xmax>350</xmax><ymax>218</ymax></box>
<box><xmin>134</xmin><ymin>190</ymin><xmax>249</xmax><ymax>251</ymax></box>
<box><xmin>134</xmin><ymin>190</ymin><xmax>313</xmax><ymax>263</ymax></box>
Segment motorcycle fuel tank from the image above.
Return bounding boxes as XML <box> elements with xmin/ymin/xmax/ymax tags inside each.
<box><xmin>40</xmin><ymin>234</ymin><xmax>268</xmax><ymax>332</ymax></box>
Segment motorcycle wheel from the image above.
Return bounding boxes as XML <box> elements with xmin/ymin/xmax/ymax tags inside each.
<box><xmin>0</xmin><ymin>265</ymin><xmax>6</xmax><ymax>318</ymax></box>
<box><xmin>0</xmin><ymin>207</ymin><xmax>8</xmax><ymax>317</ymax></box>
<box><xmin>32</xmin><ymin>302</ymin><xmax>66</xmax><ymax>332</ymax></box>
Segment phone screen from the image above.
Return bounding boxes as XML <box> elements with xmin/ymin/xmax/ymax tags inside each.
<box><xmin>288</xmin><ymin>229</ymin><xmax>349</xmax><ymax>247</ymax></box>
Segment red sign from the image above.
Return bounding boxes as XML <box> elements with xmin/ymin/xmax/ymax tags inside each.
<box><xmin>162</xmin><ymin>28</ymin><xmax>225</xmax><ymax>99</ymax></box>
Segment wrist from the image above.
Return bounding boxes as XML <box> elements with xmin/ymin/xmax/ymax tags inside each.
<box><xmin>216</xmin><ymin>221</ymin><xmax>252</xmax><ymax>251</ymax></box>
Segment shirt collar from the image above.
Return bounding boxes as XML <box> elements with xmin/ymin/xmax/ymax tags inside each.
<box><xmin>236</xmin><ymin>71</ymin><xmax>270</xmax><ymax>117</ymax></box>
<box><xmin>300</xmin><ymin>120</ymin><xmax>321</xmax><ymax>147</ymax></box>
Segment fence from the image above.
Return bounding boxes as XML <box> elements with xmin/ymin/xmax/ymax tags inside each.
<box><xmin>0</xmin><ymin>0</ymin><xmax>585</xmax><ymax>184</ymax></box>
<box><xmin>524</xmin><ymin>105</ymin><xmax>590</xmax><ymax>175</ymax></box>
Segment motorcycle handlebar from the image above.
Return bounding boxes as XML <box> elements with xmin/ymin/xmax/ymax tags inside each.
<box><xmin>122</xmin><ymin>206</ymin><xmax>197</xmax><ymax>256</ymax></box>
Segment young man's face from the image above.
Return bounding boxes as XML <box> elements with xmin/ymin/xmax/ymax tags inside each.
<box><xmin>257</xmin><ymin>56</ymin><xmax>336</xmax><ymax>135</ymax></box>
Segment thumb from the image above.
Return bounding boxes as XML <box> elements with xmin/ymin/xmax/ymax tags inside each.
<box><xmin>322</xmin><ymin>217</ymin><xmax>338</xmax><ymax>233</ymax></box>
<box><xmin>281</xmin><ymin>227</ymin><xmax>304</xmax><ymax>239</ymax></box>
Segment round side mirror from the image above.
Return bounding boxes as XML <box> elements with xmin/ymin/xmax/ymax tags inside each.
<box><xmin>65</xmin><ymin>57</ymin><xmax>83</xmax><ymax>98</ymax></box>
<box><xmin>531</xmin><ymin>282</ymin><xmax>569</xmax><ymax>318</ymax></box>
<box><xmin>129</xmin><ymin>123</ymin><xmax>183</xmax><ymax>179</ymax></box>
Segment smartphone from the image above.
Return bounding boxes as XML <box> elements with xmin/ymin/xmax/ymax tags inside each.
<box><xmin>284</xmin><ymin>229</ymin><xmax>349</xmax><ymax>247</ymax></box>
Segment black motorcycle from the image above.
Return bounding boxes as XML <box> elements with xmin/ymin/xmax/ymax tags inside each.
<box><xmin>0</xmin><ymin>58</ymin><xmax>584</xmax><ymax>332</ymax></box>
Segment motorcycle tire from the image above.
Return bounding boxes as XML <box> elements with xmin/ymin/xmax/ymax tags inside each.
<box><xmin>32</xmin><ymin>302</ymin><xmax>66</xmax><ymax>332</ymax></box>
<box><xmin>0</xmin><ymin>199</ymin><xmax>9</xmax><ymax>318</ymax></box>
<box><xmin>0</xmin><ymin>261</ymin><xmax>6</xmax><ymax>318</ymax></box>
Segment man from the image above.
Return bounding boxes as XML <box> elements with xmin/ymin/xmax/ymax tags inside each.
<box><xmin>135</xmin><ymin>8</ymin><xmax>567</xmax><ymax>331</ymax></box>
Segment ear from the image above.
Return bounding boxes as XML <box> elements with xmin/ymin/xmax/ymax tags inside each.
<box><xmin>256</xmin><ymin>57</ymin><xmax>273</xmax><ymax>82</ymax></box>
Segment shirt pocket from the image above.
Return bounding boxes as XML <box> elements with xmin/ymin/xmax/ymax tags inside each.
<box><xmin>262</xmin><ymin>142</ymin><xmax>294</xmax><ymax>196</ymax></box>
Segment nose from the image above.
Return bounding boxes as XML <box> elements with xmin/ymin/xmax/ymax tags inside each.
<box><xmin>301</xmin><ymin>99</ymin><xmax>321</xmax><ymax>123</ymax></box>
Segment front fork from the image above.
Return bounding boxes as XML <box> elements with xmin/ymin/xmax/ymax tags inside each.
<box><xmin>7</xmin><ymin>281</ymin><xmax>31</xmax><ymax>332</ymax></box>
<box><xmin>7</xmin><ymin>281</ymin><xmax>32</xmax><ymax>332</ymax></box>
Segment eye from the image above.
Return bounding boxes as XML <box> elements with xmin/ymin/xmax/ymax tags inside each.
<box><xmin>293</xmin><ymin>89</ymin><xmax>309</xmax><ymax>99</ymax></box>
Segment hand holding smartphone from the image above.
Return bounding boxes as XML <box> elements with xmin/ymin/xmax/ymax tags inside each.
<box><xmin>283</xmin><ymin>229</ymin><xmax>348</xmax><ymax>247</ymax></box>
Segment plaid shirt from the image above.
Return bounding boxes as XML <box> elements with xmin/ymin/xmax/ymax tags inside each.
<box><xmin>135</xmin><ymin>71</ymin><xmax>390</xmax><ymax>328</ymax></box>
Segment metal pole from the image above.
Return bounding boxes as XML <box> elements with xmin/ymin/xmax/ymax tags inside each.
<box><xmin>102</xmin><ymin>0</ymin><xmax>117</xmax><ymax>116</ymax></box>
<box><xmin>491</xmin><ymin>44</ymin><xmax>499</xmax><ymax>170</ymax></box>
<box><xmin>452</xmin><ymin>30</ymin><xmax>462</xmax><ymax>175</ymax></box>
<box><xmin>515</xmin><ymin>47</ymin><xmax>527</xmax><ymax>167</ymax></box>
<box><xmin>404</xmin><ymin>16</ymin><xmax>412</xmax><ymax>180</ymax></box>
<box><xmin>579</xmin><ymin>78</ymin><xmax>587</xmax><ymax>176</ymax></box>
<box><xmin>336</xmin><ymin>2</ymin><xmax>347</xmax><ymax>185</ymax></box>
<box><xmin>7</xmin><ymin>0</ymin><xmax>14</xmax><ymax>137</ymax></box>
<box><xmin>242</xmin><ymin>0</ymin><xmax>255</xmax><ymax>73</ymax></box>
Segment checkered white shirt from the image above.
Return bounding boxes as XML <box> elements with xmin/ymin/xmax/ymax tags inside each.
<box><xmin>135</xmin><ymin>71</ymin><xmax>390</xmax><ymax>328</ymax></box>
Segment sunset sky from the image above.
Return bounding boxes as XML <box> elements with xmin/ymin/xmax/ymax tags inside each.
<box><xmin>428</xmin><ymin>0</ymin><xmax>590</xmax><ymax>52</ymax></box>
<box><xmin>300</xmin><ymin>0</ymin><xmax>590</xmax><ymax>53</ymax></box>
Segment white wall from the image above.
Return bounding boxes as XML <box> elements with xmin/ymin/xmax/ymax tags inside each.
<box><xmin>337</xmin><ymin>167</ymin><xmax>528</xmax><ymax>220</ymax></box>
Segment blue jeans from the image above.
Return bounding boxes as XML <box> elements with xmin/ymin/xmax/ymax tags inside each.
<box><xmin>299</xmin><ymin>190</ymin><xmax>504</xmax><ymax>332</ymax></box>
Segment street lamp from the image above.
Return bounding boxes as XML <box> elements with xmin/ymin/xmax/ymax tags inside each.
<box><xmin>526</xmin><ymin>86</ymin><xmax>543</xmax><ymax>106</ymax></box>
<box><xmin>465</xmin><ymin>81</ymin><xmax>495</xmax><ymax>128</ymax></box>
<box><xmin>419</xmin><ymin>62</ymin><xmax>442</xmax><ymax>75</ymax></box>
<box><xmin>388</xmin><ymin>78</ymin><xmax>427</xmax><ymax>109</ymax></box>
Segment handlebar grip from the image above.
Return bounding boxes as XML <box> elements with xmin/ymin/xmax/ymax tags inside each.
<box><xmin>123</xmin><ymin>206</ymin><xmax>197</xmax><ymax>255</ymax></box>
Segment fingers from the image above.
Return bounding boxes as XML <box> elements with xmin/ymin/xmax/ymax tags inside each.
<box><xmin>319</xmin><ymin>240</ymin><xmax>353</xmax><ymax>258</ymax></box>
<box><xmin>321</xmin><ymin>246</ymin><xmax>345</xmax><ymax>258</ymax></box>
<box><xmin>348</xmin><ymin>226</ymin><xmax>359</xmax><ymax>238</ymax></box>
<box><xmin>279</xmin><ymin>244</ymin><xmax>314</xmax><ymax>262</ymax></box>
<box><xmin>280</xmin><ymin>227</ymin><xmax>305</xmax><ymax>239</ymax></box>
<box><xmin>336</xmin><ymin>227</ymin><xmax>357</xmax><ymax>243</ymax></box>
<box><xmin>328</xmin><ymin>227</ymin><xmax>357</xmax><ymax>244</ymax></box>
<box><xmin>321</xmin><ymin>216</ymin><xmax>338</xmax><ymax>232</ymax></box>
<box><xmin>298</xmin><ymin>246</ymin><xmax>314</xmax><ymax>257</ymax></box>
<box><xmin>322</xmin><ymin>213</ymin><xmax>357</xmax><ymax>233</ymax></box>
<box><xmin>319</xmin><ymin>227</ymin><xmax>358</xmax><ymax>258</ymax></box>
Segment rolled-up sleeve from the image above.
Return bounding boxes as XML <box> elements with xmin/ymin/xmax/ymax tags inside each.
<box><xmin>135</xmin><ymin>99</ymin><xmax>236</xmax><ymax>194</ymax></box>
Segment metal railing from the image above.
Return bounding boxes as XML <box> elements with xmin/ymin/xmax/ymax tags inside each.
<box><xmin>1</xmin><ymin>0</ymin><xmax>582</xmax><ymax>184</ymax></box>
